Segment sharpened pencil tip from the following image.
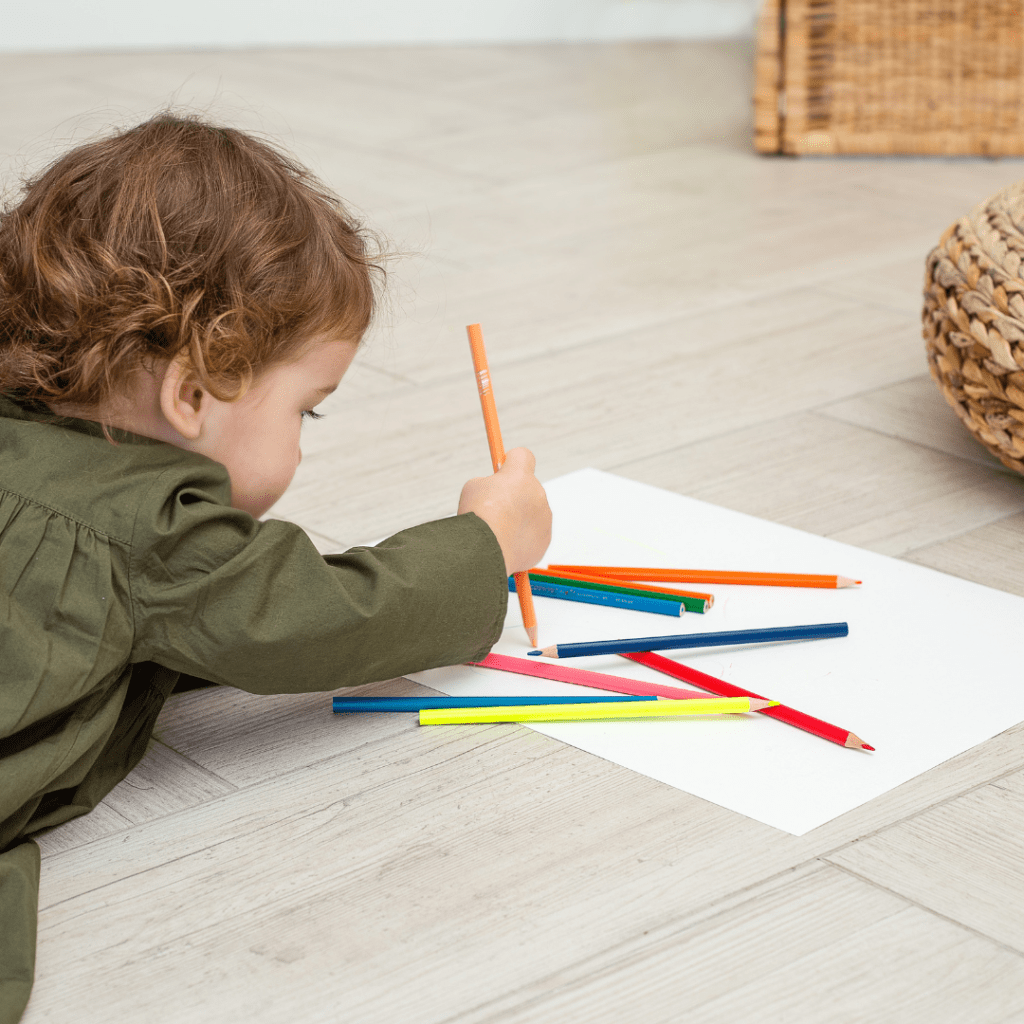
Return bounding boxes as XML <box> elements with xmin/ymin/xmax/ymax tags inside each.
<box><xmin>748</xmin><ymin>699</ymin><xmax>778</xmax><ymax>711</ymax></box>
<box><xmin>837</xmin><ymin>576</ymin><xmax>861</xmax><ymax>588</ymax></box>
<box><xmin>527</xmin><ymin>650</ymin><xmax>541</xmax><ymax>656</ymax></box>
<box><xmin>846</xmin><ymin>732</ymin><xmax>873</xmax><ymax>750</ymax></box>
<box><xmin>526</xmin><ymin>626</ymin><xmax>538</xmax><ymax>647</ymax></box>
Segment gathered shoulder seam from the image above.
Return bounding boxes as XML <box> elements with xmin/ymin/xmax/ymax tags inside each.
<box><xmin>0</xmin><ymin>486</ymin><xmax>131</xmax><ymax>546</ymax></box>
<box><xmin>125</xmin><ymin>462</ymin><xmax>218</xmax><ymax>648</ymax></box>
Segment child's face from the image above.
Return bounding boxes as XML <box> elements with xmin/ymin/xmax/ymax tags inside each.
<box><xmin>189</xmin><ymin>339</ymin><xmax>357</xmax><ymax>519</ymax></box>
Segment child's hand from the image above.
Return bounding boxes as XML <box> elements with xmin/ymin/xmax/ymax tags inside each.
<box><xmin>458</xmin><ymin>448</ymin><xmax>552</xmax><ymax>576</ymax></box>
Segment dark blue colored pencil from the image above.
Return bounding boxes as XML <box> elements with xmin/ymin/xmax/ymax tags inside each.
<box><xmin>528</xmin><ymin>622</ymin><xmax>849</xmax><ymax>659</ymax></box>
<box><xmin>332</xmin><ymin>695</ymin><xmax>656</xmax><ymax>712</ymax></box>
<box><xmin>510</xmin><ymin>578</ymin><xmax>684</xmax><ymax>617</ymax></box>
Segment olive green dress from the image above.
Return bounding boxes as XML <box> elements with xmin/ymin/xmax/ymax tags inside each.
<box><xmin>0</xmin><ymin>395</ymin><xmax>508</xmax><ymax>1024</ymax></box>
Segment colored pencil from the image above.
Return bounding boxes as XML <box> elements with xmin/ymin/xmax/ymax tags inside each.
<box><xmin>547</xmin><ymin>565</ymin><xmax>861</xmax><ymax>589</ymax></box>
<box><xmin>622</xmin><ymin>650</ymin><xmax>874</xmax><ymax>751</ymax></box>
<box><xmin>467</xmin><ymin>322</ymin><xmax>538</xmax><ymax>647</ymax></box>
<box><xmin>530</xmin><ymin>569</ymin><xmax>712</xmax><ymax>614</ymax></box>
<box><xmin>332</xmin><ymin>695</ymin><xmax>655</xmax><ymax>712</ymax></box>
<box><xmin>469</xmin><ymin>652</ymin><xmax>711</xmax><ymax>701</ymax></box>
<box><xmin>529</xmin><ymin>622</ymin><xmax>849</xmax><ymax>659</ymax></box>
<box><xmin>419</xmin><ymin>696</ymin><xmax>776</xmax><ymax>725</ymax></box>
<box><xmin>512</xmin><ymin>577</ymin><xmax>684</xmax><ymax>617</ymax></box>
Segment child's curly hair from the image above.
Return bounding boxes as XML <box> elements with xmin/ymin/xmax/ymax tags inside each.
<box><xmin>0</xmin><ymin>112</ymin><xmax>382</xmax><ymax>416</ymax></box>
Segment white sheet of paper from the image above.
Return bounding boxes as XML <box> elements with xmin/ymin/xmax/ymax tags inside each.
<box><xmin>409</xmin><ymin>468</ymin><xmax>1024</xmax><ymax>835</ymax></box>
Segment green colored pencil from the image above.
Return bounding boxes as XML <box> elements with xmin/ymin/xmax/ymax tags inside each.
<box><xmin>528</xmin><ymin>572</ymin><xmax>710</xmax><ymax>614</ymax></box>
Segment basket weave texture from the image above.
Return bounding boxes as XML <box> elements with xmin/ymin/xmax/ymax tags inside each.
<box><xmin>924</xmin><ymin>181</ymin><xmax>1024</xmax><ymax>475</ymax></box>
<box><xmin>756</xmin><ymin>0</ymin><xmax>1024</xmax><ymax>156</ymax></box>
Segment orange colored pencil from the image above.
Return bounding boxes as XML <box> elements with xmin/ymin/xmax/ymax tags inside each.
<box><xmin>535</xmin><ymin>567</ymin><xmax>714</xmax><ymax>609</ymax></box>
<box><xmin>547</xmin><ymin>565</ymin><xmax>861</xmax><ymax>589</ymax></box>
<box><xmin>467</xmin><ymin>323</ymin><xmax>538</xmax><ymax>647</ymax></box>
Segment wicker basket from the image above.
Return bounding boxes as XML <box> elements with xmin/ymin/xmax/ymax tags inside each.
<box><xmin>755</xmin><ymin>0</ymin><xmax>1024</xmax><ymax>156</ymax></box>
<box><xmin>924</xmin><ymin>181</ymin><xmax>1024</xmax><ymax>475</ymax></box>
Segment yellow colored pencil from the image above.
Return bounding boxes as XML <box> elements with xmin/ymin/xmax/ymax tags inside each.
<box><xmin>419</xmin><ymin>697</ymin><xmax>776</xmax><ymax>725</ymax></box>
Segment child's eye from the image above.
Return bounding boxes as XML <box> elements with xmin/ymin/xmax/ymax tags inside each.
<box><xmin>301</xmin><ymin>410</ymin><xmax>324</xmax><ymax>421</ymax></box>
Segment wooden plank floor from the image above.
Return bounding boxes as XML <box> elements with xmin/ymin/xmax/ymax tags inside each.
<box><xmin>6</xmin><ymin>39</ymin><xmax>1024</xmax><ymax>1023</ymax></box>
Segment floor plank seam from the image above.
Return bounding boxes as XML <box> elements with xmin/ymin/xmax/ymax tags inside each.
<box><xmin>602</xmin><ymin>401</ymin><xmax>907</xmax><ymax>483</ymax></box>
<box><xmin>431</xmin><ymin>860</ymin><xmax>879</xmax><ymax>1024</ymax></box>
<box><xmin>354</xmin><ymin>271</ymin><xmax>924</xmax><ymax>395</ymax></box>
<box><xmin>602</xmin><ymin>405</ymin><xmax>876</xmax><ymax>481</ymax></box>
<box><xmin>39</xmin><ymin>727</ymin><xmax>565</xmax><ymax>890</ymax></box>
<box><xmin>811</xmin><ymin>370</ymin><xmax>930</xmax><ymax>411</ymax></box>
<box><xmin>900</xmin><ymin>508</ymin><xmax>1024</xmax><ymax>560</ymax></box>
<box><xmin>149</xmin><ymin>738</ymin><xmax>241</xmax><ymax>791</ymax></box>
<box><xmin>35</xmin><ymin>768</ymin><xmax>438</xmax><ymax>912</ymax></box>
<box><xmin>825</xmin><ymin>860</ymin><xmax>1024</xmax><ymax>960</ymax></box>
<box><xmin>215</xmin><ymin>719</ymin><xmax>563</xmax><ymax>795</ymax></box>
<box><xmin>811</xmin><ymin>407</ymin><xmax>1024</xmax><ymax>480</ymax></box>
<box><xmin>814</xmin><ymin>751</ymin><xmax>1024</xmax><ymax>858</ymax></box>
<box><xmin>613</xmin><ymin>856</ymin><xmax>825</xmax><ymax>922</ymax></box>
<box><xmin>39</xmin><ymin>832</ymin><xmax>254</xmax><ymax>910</ymax></box>
<box><xmin>817</xmin><ymin>282</ymin><xmax>926</xmax><ymax>318</ymax></box>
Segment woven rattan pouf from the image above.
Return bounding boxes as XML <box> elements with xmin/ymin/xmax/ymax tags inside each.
<box><xmin>924</xmin><ymin>182</ymin><xmax>1024</xmax><ymax>475</ymax></box>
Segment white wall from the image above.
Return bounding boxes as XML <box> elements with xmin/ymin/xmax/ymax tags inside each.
<box><xmin>4</xmin><ymin>0</ymin><xmax>759</xmax><ymax>52</ymax></box>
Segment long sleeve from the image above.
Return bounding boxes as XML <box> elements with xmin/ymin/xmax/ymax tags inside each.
<box><xmin>130</xmin><ymin>459</ymin><xmax>509</xmax><ymax>693</ymax></box>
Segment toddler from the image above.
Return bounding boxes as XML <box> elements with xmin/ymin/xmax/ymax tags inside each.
<box><xmin>0</xmin><ymin>113</ymin><xmax>551</xmax><ymax>1023</ymax></box>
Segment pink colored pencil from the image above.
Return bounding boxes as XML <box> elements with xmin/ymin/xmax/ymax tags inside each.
<box><xmin>469</xmin><ymin>652</ymin><xmax>709</xmax><ymax>700</ymax></box>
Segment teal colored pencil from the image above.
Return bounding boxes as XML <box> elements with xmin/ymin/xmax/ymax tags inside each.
<box><xmin>529</xmin><ymin>572</ymin><xmax>709</xmax><ymax>614</ymax></box>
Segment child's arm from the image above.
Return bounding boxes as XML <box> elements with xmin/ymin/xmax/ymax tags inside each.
<box><xmin>130</xmin><ymin>455</ymin><xmax>549</xmax><ymax>694</ymax></box>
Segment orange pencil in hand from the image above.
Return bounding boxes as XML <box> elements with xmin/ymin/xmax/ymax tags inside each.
<box><xmin>466</xmin><ymin>323</ymin><xmax>539</xmax><ymax>648</ymax></box>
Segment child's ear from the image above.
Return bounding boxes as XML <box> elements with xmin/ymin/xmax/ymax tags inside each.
<box><xmin>159</xmin><ymin>352</ymin><xmax>209</xmax><ymax>441</ymax></box>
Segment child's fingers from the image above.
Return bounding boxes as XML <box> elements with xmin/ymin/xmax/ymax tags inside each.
<box><xmin>501</xmin><ymin>447</ymin><xmax>536</xmax><ymax>475</ymax></box>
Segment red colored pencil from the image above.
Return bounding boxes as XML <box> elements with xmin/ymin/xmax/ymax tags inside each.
<box><xmin>548</xmin><ymin>565</ymin><xmax>861</xmax><ymax>589</ymax></box>
<box><xmin>621</xmin><ymin>650</ymin><xmax>874</xmax><ymax>751</ymax></box>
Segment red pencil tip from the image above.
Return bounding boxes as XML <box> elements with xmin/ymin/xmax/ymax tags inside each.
<box><xmin>862</xmin><ymin>744</ymin><xmax>875</xmax><ymax>751</ymax></box>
